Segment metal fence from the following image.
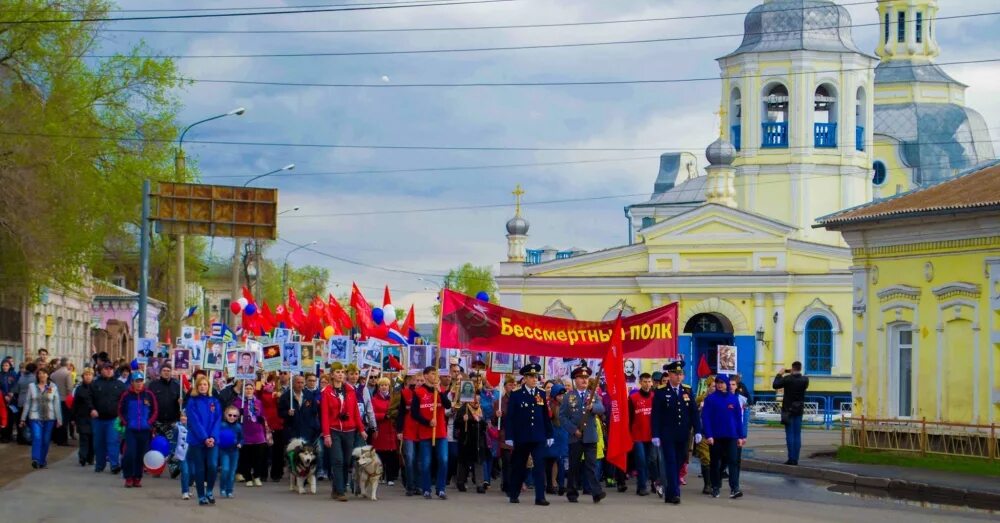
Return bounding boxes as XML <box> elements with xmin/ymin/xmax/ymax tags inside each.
<box><xmin>749</xmin><ymin>393</ymin><xmax>853</xmax><ymax>429</ymax></box>
<box><xmin>842</xmin><ymin>416</ymin><xmax>1000</xmax><ymax>461</ymax></box>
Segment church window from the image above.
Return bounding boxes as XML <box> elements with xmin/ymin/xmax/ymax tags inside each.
<box><xmin>762</xmin><ymin>83</ymin><xmax>789</xmax><ymax>148</ymax></box>
<box><xmin>897</xmin><ymin>11</ymin><xmax>905</xmax><ymax>43</ymax></box>
<box><xmin>804</xmin><ymin>316</ymin><xmax>833</xmax><ymax>375</ymax></box>
<box><xmin>915</xmin><ymin>12</ymin><xmax>923</xmax><ymax>43</ymax></box>
<box><xmin>814</xmin><ymin>85</ymin><xmax>837</xmax><ymax>148</ymax></box>
<box><xmin>730</xmin><ymin>88</ymin><xmax>742</xmax><ymax>151</ymax></box>
<box><xmin>641</xmin><ymin>217</ymin><xmax>655</xmax><ymax>229</ymax></box>
<box><xmin>884</xmin><ymin>12</ymin><xmax>890</xmax><ymax>44</ymax></box>
<box><xmin>855</xmin><ymin>87</ymin><xmax>866</xmax><ymax>152</ymax></box>
<box><xmin>872</xmin><ymin>161</ymin><xmax>887</xmax><ymax>186</ymax></box>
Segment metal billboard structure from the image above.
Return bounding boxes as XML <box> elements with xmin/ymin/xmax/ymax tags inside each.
<box><xmin>154</xmin><ymin>182</ymin><xmax>278</xmax><ymax>240</ymax></box>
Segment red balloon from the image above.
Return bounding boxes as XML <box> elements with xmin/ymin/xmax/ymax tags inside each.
<box><xmin>230</xmin><ymin>301</ymin><xmax>243</xmax><ymax>315</ymax></box>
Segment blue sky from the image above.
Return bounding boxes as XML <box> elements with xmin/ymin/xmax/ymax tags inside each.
<box><xmin>108</xmin><ymin>0</ymin><xmax>1000</xmax><ymax>321</ymax></box>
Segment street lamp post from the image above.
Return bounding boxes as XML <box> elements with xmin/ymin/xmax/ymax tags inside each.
<box><xmin>173</xmin><ymin>107</ymin><xmax>245</xmax><ymax>337</ymax></box>
<box><xmin>231</xmin><ymin>164</ymin><xmax>294</xmax><ymax>324</ymax></box>
<box><xmin>282</xmin><ymin>241</ymin><xmax>317</xmax><ymax>298</ymax></box>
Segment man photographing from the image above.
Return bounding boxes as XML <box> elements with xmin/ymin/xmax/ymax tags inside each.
<box><xmin>772</xmin><ymin>361</ymin><xmax>809</xmax><ymax>465</ymax></box>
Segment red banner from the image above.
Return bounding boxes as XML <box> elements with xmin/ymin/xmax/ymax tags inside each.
<box><xmin>603</xmin><ymin>315</ymin><xmax>632</xmax><ymax>472</ymax></box>
<box><xmin>439</xmin><ymin>289</ymin><xmax>677</xmax><ymax>359</ymax></box>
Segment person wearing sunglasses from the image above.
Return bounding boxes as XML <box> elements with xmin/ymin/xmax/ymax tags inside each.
<box><xmin>218</xmin><ymin>405</ymin><xmax>244</xmax><ymax>498</ymax></box>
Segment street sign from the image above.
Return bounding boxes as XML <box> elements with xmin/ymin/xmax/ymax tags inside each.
<box><xmin>154</xmin><ymin>182</ymin><xmax>278</xmax><ymax>239</ymax></box>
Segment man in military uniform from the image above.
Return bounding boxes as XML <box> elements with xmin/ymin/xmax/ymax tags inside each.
<box><xmin>559</xmin><ymin>366</ymin><xmax>607</xmax><ymax>504</ymax></box>
<box><xmin>503</xmin><ymin>363</ymin><xmax>553</xmax><ymax>506</ymax></box>
<box><xmin>651</xmin><ymin>361</ymin><xmax>701</xmax><ymax>504</ymax></box>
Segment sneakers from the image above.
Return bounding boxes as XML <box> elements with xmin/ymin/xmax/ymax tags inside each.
<box><xmin>476</xmin><ymin>485</ymin><xmax>485</xmax><ymax>494</ymax></box>
<box><xmin>246</xmin><ymin>481</ymin><xmax>254</xmax><ymax>487</ymax></box>
<box><xmin>438</xmin><ymin>491</ymin><xmax>447</xmax><ymax>500</ymax></box>
<box><xmin>423</xmin><ymin>491</ymin><xmax>432</xmax><ymax>499</ymax></box>
<box><xmin>336</xmin><ymin>494</ymin><xmax>348</xmax><ymax>502</ymax></box>
<box><xmin>182</xmin><ymin>493</ymin><xmax>190</xmax><ymax>500</ymax></box>
<box><xmin>535</xmin><ymin>499</ymin><xmax>550</xmax><ymax>506</ymax></box>
<box><xmin>111</xmin><ymin>466</ymin><xmax>122</xmax><ymax>474</ymax></box>
<box><xmin>198</xmin><ymin>498</ymin><xmax>209</xmax><ymax>506</ymax></box>
<box><xmin>729</xmin><ymin>489</ymin><xmax>743</xmax><ymax>499</ymax></box>
<box><xmin>593</xmin><ymin>491</ymin><xmax>607</xmax><ymax>504</ymax></box>
<box><xmin>656</xmin><ymin>485</ymin><xmax>664</xmax><ymax>498</ymax></box>
<box><xmin>124</xmin><ymin>478</ymin><xmax>133</xmax><ymax>488</ymax></box>
<box><xmin>207</xmin><ymin>495</ymin><xmax>216</xmax><ymax>505</ymax></box>
<box><xmin>31</xmin><ymin>460</ymin><xmax>39</xmax><ymax>469</ymax></box>
<box><xmin>711</xmin><ymin>488</ymin><xmax>720</xmax><ymax>498</ymax></box>
<box><xmin>134</xmin><ymin>479</ymin><xmax>142</xmax><ymax>488</ymax></box>
<box><xmin>387</xmin><ymin>481</ymin><xmax>395</xmax><ymax>486</ymax></box>
<box><xmin>254</xmin><ymin>478</ymin><xmax>263</xmax><ymax>487</ymax></box>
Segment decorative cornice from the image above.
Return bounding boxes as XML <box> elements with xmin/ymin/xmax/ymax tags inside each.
<box><xmin>877</xmin><ymin>284</ymin><xmax>921</xmax><ymax>303</ymax></box>
<box><xmin>852</xmin><ymin>236</ymin><xmax>1000</xmax><ymax>259</ymax></box>
<box><xmin>931</xmin><ymin>282</ymin><xmax>981</xmax><ymax>300</ymax></box>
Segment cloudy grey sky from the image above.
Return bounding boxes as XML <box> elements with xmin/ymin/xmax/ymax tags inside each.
<box><xmin>108</xmin><ymin>0</ymin><xmax>1000</xmax><ymax>321</ymax></box>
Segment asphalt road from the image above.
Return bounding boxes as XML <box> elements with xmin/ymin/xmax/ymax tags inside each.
<box><xmin>0</xmin><ymin>451</ymin><xmax>995</xmax><ymax>523</ymax></box>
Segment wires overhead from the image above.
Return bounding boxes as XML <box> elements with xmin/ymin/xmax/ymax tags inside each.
<box><xmin>277</xmin><ymin>238</ymin><xmax>447</xmax><ymax>277</ymax></box>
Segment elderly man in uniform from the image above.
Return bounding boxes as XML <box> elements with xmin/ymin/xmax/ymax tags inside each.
<box><xmin>559</xmin><ymin>366</ymin><xmax>606</xmax><ymax>504</ymax></box>
<box><xmin>503</xmin><ymin>363</ymin><xmax>553</xmax><ymax>506</ymax></box>
<box><xmin>651</xmin><ymin>361</ymin><xmax>701</xmax><ymax>505</ymax></box>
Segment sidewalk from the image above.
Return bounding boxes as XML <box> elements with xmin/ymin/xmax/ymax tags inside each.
<box><xmin>743</xmin><ymin>426</ymin><xmax>1000</xmax><ymax>510</ymax></box>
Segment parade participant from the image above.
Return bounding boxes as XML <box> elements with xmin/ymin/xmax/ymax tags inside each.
<box><xmin>443</xmin><ymin>372</ymin><xmax>461</xmax><ymax>486</ymax></box>
<box><xmin>19</xmin><ymin>366</ymin><xmax>62</xmax><ymax>469</ymax></box>
<box><xmin>219</xmin><ymin>405</ymin><xmax>244</xmax><ymax>498</ymax></box>
<box><xmin>14</xmin><ymin>362</ymin><xmax>37</xmax><ymax>445</ymax></box>
<box><xmin>174</xmin><ymin>413</ymin><xmax>191</xmax><ymax>500</ymax></box>
<box><xmin>186</xmin><ymin>376</ymin><xmax>222</xmax><ymax>506</ymax></box>
<box><xmin>454</xmin><ymin>391</ymin><xmax>488</xmax><ymax>493</ymax></box>
<box><xmin>702</xmin><ymin>374</ymin><xmax>745</xmax><ymax>499</ymax></box>
<box><xmin>773</xmin><ymin>362</ymin><xmax>809</xmax><ymax>465</ymax></box>
<box><xmin>693</xmin><ymin>374</ymin><xmax>715</xmax><ymax>495</ymax></box>
<box><xmin>396</xmin><ymin>372</ymin><xmax>423</xmax><ymax>496</ymax></box>
<box><xmin>651</xmin><ymin>361</ymin><xmax>701</xmax><ymax>505</ymax></box>
<box><xmin>147</xmin><ymin>364</ymin><xmax>181</xmax><ymax>477</ymax></box>
<box><xmin>371</xmin><ymin>376</ymin><xmax>399</xmax><ymax>485</ymax></box>
<box><xmin>506</xmin><ymin>364</ymin><xmax>553</xmax><ymax>506</ymax></box>
<box><xmin>91</xmin><ymin>362</ymin><xmax>126</xmax><ymax>474</ymax></box>
<box><xmin>73</xmin><ymin>368</ymin><xmax>96</xmax><ymax>466</ymax></box>
<box><xmin>730</xmin><ymin>374</ymin><xmax>751</xmax><ymax>466</ymax></box>
<box><xmin>560</xmin><ymin>366</ymin><xmax>605</xmax><ymax>504</ymax></box>
<box><xmin>346</xmin><ymin>364</ymin><xmax>377</xmax><ymax>435</ymax></box>
<box><xmin>629</xmin><ymin>372</ymin><xmax>656</xmax><ymax>496</ymax></box>
<box><xmin>49</xmin><ymin>358</ymin><xmax>72</xmax><ymax>446</ymax></box>
<box><xmin>260</xmin><ymin>376</ymin><xmax>286</xmax><ymax>482</ymax></box>
<box><xmin>236</xmin><ymin>382</ymin><xmax>270</xmax><ymax>487</ymax></box>
<box><xmin>411</xmin><ymin>366</ymin><xmax>451</xmax><ymax>500</ymax></box>
<box><xmin>118</xmin><ymin>372</ymin><xmax>157</xmax><ymax>488</ymax></box>
<box><xmin>0</xmin><ymin>358</ymin><xmax>18</xmax><ymax>443</ymax></box>
<box><xmin>544</xmin><ymin>383</ymin><xmax>569</xmax><ymax>496</ymax></box>
<box><xmin>279</xmin><ymin>375</ymin><xmax>320</xmax><ymax>443</ymax></box>
<box><xmin>321</xmin><ymin>362</ymin><xmax>366</xmax><ymax>502</ymax></box>
<box><xmin>497</xmin><ymin>375</ymin><xmax>516</xmax><ymax>493</ymax></box>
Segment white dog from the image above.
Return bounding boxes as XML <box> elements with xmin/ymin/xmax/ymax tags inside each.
<box><xmin>351</xmin><ymin>445</ymin><xmax>384</xmax><ymax>501</ymax></box>
<box><xmin>286</xmin><ymin>438</ymin><xmax>318</xmax><ymax>495</ymax></box>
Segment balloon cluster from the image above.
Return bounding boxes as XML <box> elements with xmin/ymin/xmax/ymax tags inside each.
<box><xmin>229</xmin><ymin>298</ymin><xmax>257</xmax><ymax>316</ymax></box>
<box><xmin>143</xmin><ymin>450</ymin><xmax>166</xmax><ymax>475</ymax></box>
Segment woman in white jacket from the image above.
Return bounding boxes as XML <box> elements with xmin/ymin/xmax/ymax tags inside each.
<box><xmin>20</xmin><ymin>367</ymin><xmax>63</xmax><ymax>469</ymax></box>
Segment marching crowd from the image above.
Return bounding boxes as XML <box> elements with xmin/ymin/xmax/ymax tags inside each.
<box><xmin>0</xmin><ymin>347</ymin><xmax>796</xmax><ymax>508</ymax></box>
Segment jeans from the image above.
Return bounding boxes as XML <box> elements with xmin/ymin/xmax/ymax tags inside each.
<box><xmin>180</xmin><ymin>458</ymin><xmax>191</xmax><ymax>495</ymax></box>
<box><xmin>402</xmin><ymin>439</ymin><xmax>417</xmax><ymax>492</ymax></box>
<box><xmin>328</xmin><ymin>431</ymin><xmax>357</xmax><ymax>495</ymax></box>
<box><xmin>219</xmin><ymin>448</ymin><xmax>240</xmax><ymax>494</ymax></box>
<box><xmin>567</xmin><ymin>441</ymin><xmax>602</xmax><ymax>500</ymax></box>
<box><xmin>29</xmin><ymin>420</ymin><xmax>55</xmax><ymax>466</ymax></box>
<box><xmin>188</xmin><ymin>445</ymin><xmax>219</xmax><ymax>500</ymax></box>
<box><xmin>418</xmin><ymin>438</ymin><xmax>448</xmax><ymax>494</ymax></box>
<box><xmin>784</xmin><ymin>414</ymin><xmax>803</xmax><ymax>463</ymax></box>
<box><xmin>92</xmin><ymin>418</ymin><xmax>120</xmax><ymax>471</ymax></box>
<box><xmin>122</xmin><ymin>429</ymin><xmax>151</xmax><ymax>480</ymax></box>
<box><xmin>632</xmin><ymin>441</ymin><xmax>657</xmax><ymax>492</ymax></box>
<box><xmin>709</xmin><ymin>438</ymin><xmax>740</xmax><ymax>492</ymax></box>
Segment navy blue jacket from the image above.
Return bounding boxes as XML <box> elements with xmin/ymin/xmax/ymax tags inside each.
<box><xmin>118</xmin><ymin>389</ymin><xmax>158</xmax><ymax>431</ymax></box>
<box><xmin>185</xmin><ymin>394</ymin><xmax>222</xmax><ymax>447</ymax></box>
<box><xmin>651</xmin><ymin>384</ymin><xmax>700</xmax><ymax>442</ymax></box>
<box><xmin>701</xmin><ymin>391</ymin><xmax>745</xmax><ymax>440</ymax></box>
<box><xmin>504</xmin><ymin>385</ymin><xmax>552</xmax><ymax>444</ymax></box>
<box><xmin>279</xmin><ymin>388</ymin><xmax>321</xmax><ymax>442</ymax></box>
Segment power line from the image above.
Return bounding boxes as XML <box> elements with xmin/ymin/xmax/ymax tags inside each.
<box><xmin>100</xmin><ymin>0</ymin><xmax>878</xmax><ymax>34</ymax></box>
<box><xmin>277</xmin><ymin>238</ymin><xmax>447</xmax><ymax>277</ymax></box>
<box><xmin>87</xmin><ymin>0</ymin><xmax>485</xmax><ymax>13</ymax></box>
<box><xmin>85</xmin><ymin>11</ymin><xmax>997</xmax><ymax>60</ymax></box>
<box><xmin>0</xmin><ymin>0</ymin><xmax>516</xmax><ymax>24</ymax></box>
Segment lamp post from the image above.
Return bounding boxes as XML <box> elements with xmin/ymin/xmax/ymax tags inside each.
<box><xmin>231</xmin><ymin>164</ymin><xmax>295</xmax><ymax>324</ymax></box>
<box><xmin>282</xmin><ymin>241</ymin><xmax>317</xmax><ymax>298</ymax></box>
<box><xmin>173</xmin><ymin>107</ymin><xmax>245</xmax><ymax>337</ymax></box>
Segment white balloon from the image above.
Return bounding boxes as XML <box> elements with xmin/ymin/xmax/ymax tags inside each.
<box><xmin>143</xmin><ymin>450</ymin><xmax>165</xmax><ymax>470</ymax></box>
<box><xmin>382</xmin><ymin>305</ymin><xmax>396</xmax><ymax>323</ymax></box>
<box><xmin>237</xmin><ymin>297</ymin><xmax>249</xmax><ymax>308</ymax></box>
<box><xmin>381</xmin><ymin>75</ymin><xmax>390</xmax><ymax>83</ymax></box>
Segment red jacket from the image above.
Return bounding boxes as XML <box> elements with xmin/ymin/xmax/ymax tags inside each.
<box><xmin>629</xmin><ymin>389</ymin><xmax>654</xmax><ymax>442</ymax></box>
<box><xmin>320</xmin><ymin>384</ymin><xmax>363</xmax><ymax>436</ymax></box>
<box><xmin>411</xmin><ymin>384</ymin><xmax>450</xmax><ymax>441</ymax></box>
<box><xmin>370</xmin><ymin>390</ymin><xmax>397</xmax><ymax>451</ymax></box>
<box><xmin>260</xmin><ymin>391</ymin><xmax>284</xmax><ymax>431</ymax></box>
<box><xmin>0</xmin><ymin>393</ymin><xmax>7</xmax><ymax>428</ymax></box>
<box><xmin>399</xmin><ymin>387</ymin><xmax>419</xmax><ymax>442</ymax></box>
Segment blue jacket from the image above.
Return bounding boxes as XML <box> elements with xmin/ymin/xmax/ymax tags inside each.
<box><xmin>504</xmin><ymin>386</ymin><xmax>552</xmax><ymax>444</ymax></box>
<box><xmin>651</xmin><ymin>384</ymin><xmax>700</xmax><ymax>441</ymax></box>
<box><xmin>118</xmin><ymin>388</ymin><xmax>158</xmax><ymax>431</ymax></box>
<box><xmin>559</xmin><ymin>387</ymin><xmax>606</xmax><ymax>444</ymax></box>
<box><xmin>185</xmin><ymin>395</ymin><xmax>222</xmax><ymax>447</ymax></box>
<box><xmin>220</xmin><ymin>420</ymin><xmax>244</xmax><ymax>450</ymax></box>
<box><xmin>701</xmin><ymin>391</ymin><xmax>745</xmax><ymax>440</ymax></box>
<box><xmin>279</xmin><ymin>388</ymin><xmax>321</xmax><ymax>441</ymax></box>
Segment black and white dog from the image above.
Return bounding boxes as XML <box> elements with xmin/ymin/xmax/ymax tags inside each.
<box><xmin>286</xmin><ymin>438</ymin><xmax>319</xmax><ymax>495</ymax></box>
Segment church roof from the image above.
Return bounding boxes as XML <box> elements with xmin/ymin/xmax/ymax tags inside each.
<box><xmin>632</xmin><ymin>175</ymin><xmax>708</xmax><ymax>207</ymax></box>
<box><xmin>723</xmin><ymin>0</ymin><xmax>866</xmax><ymax>58</ymax></box>
<box><xmin>817</xmin><ymin>159</ymin><xmax>1000</xmax><ymax>227</ymax></box>
<box><xmin>874</xmin><ymin>59</ymin><xmax>966</xmax><ymax>87</ymax></box>
<box><xmin>874</xmin><ymin>102</ymin><xmax>996</xmax><ymax>185</ymax></box>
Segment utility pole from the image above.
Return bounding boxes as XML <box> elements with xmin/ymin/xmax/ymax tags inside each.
<box><xmin>173</xmin><ymin>151</ymin><xmax>186</xmax><ymax>341</ymax></box>
<box><xmin>138</xmin><ymin>180</ymin><xmax>151</xmax><ymax>339</ymax></box>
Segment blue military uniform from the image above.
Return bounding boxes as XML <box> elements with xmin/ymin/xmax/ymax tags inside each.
<box><xmin>503</xmin><ymin>364</ymin><xmax>553</xmax><ymax>505</ymax></box>
<box><xmin>559</xmin><ymin>366</ymin><xmax>606</xmax><ymax>503</ymax></box>
<box><xmin>651</xmin><ymin>362</ymin><xmax>701</xmax><ymax>504</ymax></box>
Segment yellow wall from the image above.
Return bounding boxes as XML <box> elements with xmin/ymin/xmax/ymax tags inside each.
<box><xmin>872</xmin><ymin>138</ymin><xmax>914</xmax><ymax>198</ymax></box>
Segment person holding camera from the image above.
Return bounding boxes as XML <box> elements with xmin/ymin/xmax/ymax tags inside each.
<box><xmin>772</xmin><ymin>362</ymin><xmax>809</xmax><ymax>465</ymax></box>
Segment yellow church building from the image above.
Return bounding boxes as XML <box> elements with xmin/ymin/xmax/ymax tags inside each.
<box><xmin>495</xmin><ymin>0</ymin><xmax>994</xmax><ymax>411</ymax></box>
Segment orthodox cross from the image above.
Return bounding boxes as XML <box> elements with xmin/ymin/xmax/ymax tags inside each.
<box><xmin>512</xmin><ymin>184</ymin><xmax>525</xmax><ymax>216</ymax></box>
<box><xmin>715</xmin><ymin>103</ymin><xmax>728</xmax><ymax>137</ymax></box>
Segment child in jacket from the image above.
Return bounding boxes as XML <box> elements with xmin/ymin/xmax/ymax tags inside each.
<box><xmin>219</xmin><ymin>405</ymin><xmax>245</xmax><ymax>498</ymax></box>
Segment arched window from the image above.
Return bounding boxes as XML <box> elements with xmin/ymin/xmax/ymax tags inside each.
<box><xmin>814</xmin><ymin>84</ymin><xmax>837</xmax><ymax>148</ymax></box>
<box><xmin>855</xmin><ymin>87</ymin><xmax>866</xmax><ymax>152</ymax></box>
<box><xmin>804</xmin><ymin>316</ymin><xmax>833</xmax><ymax>375</ymax></box>
<box><xmin>762</xmin><ymin>83</ymin><xmax>789</xmax><ymax>148</ymax></box>
<box><xmin>730</xmin><ymin>87</ymin><xmax>742</xmax><ymax>151</ymax></box>
<box><xmin>872</xmin><ymin>161</ymin><xmax>887</xmax><ymax>186</ymax></box>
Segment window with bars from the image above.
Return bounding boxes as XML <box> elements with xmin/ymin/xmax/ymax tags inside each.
<box><xmin>898</xmin><ymin>11</ymin><xmax>906</xmax><ymax>42</ymax></box>
<box><xmin>804</xmin><ymin>316</ymin><xmax>833</xmax><ymax>375</ymax></box>
<box><xmin>916</xmin><ymin>12</ymin><xmax>923</xmax><ymax>43</ymax></box>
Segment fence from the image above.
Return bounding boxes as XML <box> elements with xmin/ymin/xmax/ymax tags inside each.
<box><xmin>842</xmin><ymin>416</ymin><xmax>999</xmax><ymax>461</ymax></box>
<box><xmin>750</xmin><ymin>392</ymin><xmax>852</xmax><ymax>429</ymax></box>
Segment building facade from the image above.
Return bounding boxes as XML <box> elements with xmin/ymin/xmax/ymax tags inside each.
<box><xmin>90</xmin><ymin>280</ymin><xmax>166</xmax><ymax>363</ymax></box>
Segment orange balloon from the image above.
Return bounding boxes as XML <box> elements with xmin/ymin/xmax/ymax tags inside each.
<box><xmin>323</xmin><ymin>325</ymin><xmax>335</xmax><ymax>340</ymax></box>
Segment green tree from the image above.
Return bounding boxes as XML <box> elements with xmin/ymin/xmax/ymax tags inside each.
<box><xmin>0</xmin><ymin>0</ymin><xmax>184</xmax><ymax>299</ymax></box>
<box><xmin>432</xmin><ymin>263</ymin><xmax>496</xmax><ymax>318</ymax></box>
<box><xmin>287</xmin><ymin>265</ymin><xmax>330</xmax><ymax>300</ymax></box>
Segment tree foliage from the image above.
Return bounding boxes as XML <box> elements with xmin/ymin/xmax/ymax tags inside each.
<box><xmin>0</xmin><ymin>0</ymin><xmax>185</xmax><ymax>299</ymax></box>
<box><xmin>432</xmin><ymin>262</ymin><xmax>496</xmax><ymax>317</ymax></box>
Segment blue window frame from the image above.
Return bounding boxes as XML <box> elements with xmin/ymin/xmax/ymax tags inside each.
<box><xmin>761</xmin><ymin>122</ymin><xmax>788</xmax><ymax>148</ymax></box>
<box><xmin>731</xmin><ymin>124</ymin><xmax>741</xmax><ymax>151</ymax></box>
<box><xmin>525</xmin><ymin>249</ymin><xmax>542</xmax><ymax>265</ymax></box>
<box><xmin>805</xmin><ymin>316</ymin><xmax>833</xmax><ymax>375</ymax></box>
<box><xmin>814</xmin><ymin>122</ymin><xmax>837</xmax><ymax>148</ymax></box>
<box><xmin>897</xmin><ymin>11</ymin><xmax>906</xmax><ymax>43</ymax></box>
<box><xmin>872</xmin><ymin>161</ymin><xmax>887</xmax><ymax>186</ymax></box>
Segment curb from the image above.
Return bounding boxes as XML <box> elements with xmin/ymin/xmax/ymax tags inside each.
<box><xmin>742</xmin><ymin>458</ymin><xmax>1000</xmax><ymax>510</ymax></box>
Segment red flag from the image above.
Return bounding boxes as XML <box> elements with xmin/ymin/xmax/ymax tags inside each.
<box><xmin>165</xmin><ymin>328</ymin><xmax>172</xmax><ymax>345</ymax></box>
<box><xmin>274</xmin><ymin>303</ymin><xmax>290</xmax><ymax>328</ymax></box>
<box><xmin>351</xmin><ymin>283</ymin><xmax>388</xmax><ymax>341</ymax></box>
<box><xmin>287</xmin><ymin>288</ymin><xmax>307</xmax><ymax>331</ymax></box>
<box><xmin>602</xmin><ymin>315</ymin><xmax>633</xmax><ymax>473</ymax></box>
<box><xmin>383</xmin><ymin>285</ymin><xmax>400</xmax><ymax>330</ymax></box>
<box><xmin>241</xmin><ymin>286</ymin><xmax>256</xmax><ymax>306</ymax></box>
<box><xmin>327</xmin><ymin>294</ymin><xmax>353</xmax><ymax>334</ymax></box>
<box><xmin>260</xmin><ymin>301</ymin><xmax>277</xmax><ymax>333</ymax></box>
<box><xmin>400</xmin><ymin>305</ymin><xmax>416</xmax><ymax>339</ymax></box>
<box><xmin>382</xmin><ymin>285</ymin><xmax>392</xmax><ymax>308</ymax></box>
<box><xmin>697</xmin><ymin>354</ymin><xmax>711</xmax><ymax>379</ymax></box>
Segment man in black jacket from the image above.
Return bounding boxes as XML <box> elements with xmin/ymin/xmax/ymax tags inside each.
<box><xmin>772</xmin><ymin>361</ymin><xmax>809</xmax><ymax>465</ymax></box>
<box><xmin>73</xmin><ymin>368</ymin><xmax>96</xmax><ymax>466</ymax></box>
<box><xmin>90</xmin><ymin>363</ymin><xmax>126</xmax><ymax>474</ymax></box>
<box><xmin>147</xmin><ymin>364</ymin><xmax>181</xmax><ymax>476</ymax></box>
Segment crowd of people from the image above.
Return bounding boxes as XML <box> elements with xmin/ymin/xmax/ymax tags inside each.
<box><xmin>0</xmin><ymin>348</ymin><xmax>815</xmax><ymax>508</ymax></box>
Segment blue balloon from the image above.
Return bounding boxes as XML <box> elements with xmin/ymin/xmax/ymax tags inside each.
<box><xmin>475</xmin><ymin>291</ymin><xmax>490</xmax><ymax>302</ymax></box>
<box><xmin>244</xmin><ymin>303</ymin><xmax>257</xmax><ymax>316</ymax></box>
<box><xmin>219</xmin><ymin>428</ymin><xmax>237</xmax><ymax>449</ymax></box>
<box><xmin>151</xmin><ymin>435</ymin><xmax>170</xmax><ymax>455</ymax></box>
<box><xmin>372</xmin><ymin>307</ymin><xmax>384</xmax><ymax>325</ymax></box>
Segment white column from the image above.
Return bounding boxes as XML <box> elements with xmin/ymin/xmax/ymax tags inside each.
<box><xmin>650</xmin><ymin>293</ymin><xmax>664</xmax><ymax>308</ymax></box>
<box><xmin>773</xmin><ymin>293</ymin><xmax>787</xmax><ymax>372</ymax></box>
<box><xmin>753</xmin><ymin>293</ymin><xmax>766</xmax><ymax>376</ymax></box>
